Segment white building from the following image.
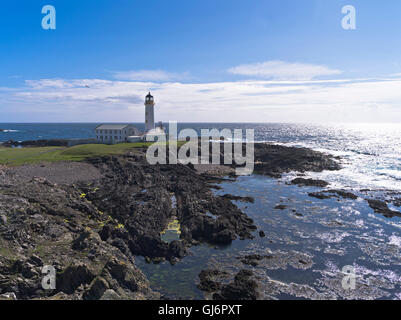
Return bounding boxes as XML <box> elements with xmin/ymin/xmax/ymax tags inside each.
<box><xmin>95</xmin><ymin>124</ymin><xmax>141</xmax><ymax>144</ymax></box>
<box><xmin>95</xmin><ymin>92</ymin><xmax>164</xmax><ymax>144</ymax></box>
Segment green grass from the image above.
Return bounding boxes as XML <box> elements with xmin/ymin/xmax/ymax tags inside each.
<box><xmin>0</xmin><ymin>142</ymin><xmax>154</xmax><ymax>166</ymax></box>
<box><xmin>0</xmin><ymin>141</ymin><xmax>187</xmax><ymax>166</ymax></box>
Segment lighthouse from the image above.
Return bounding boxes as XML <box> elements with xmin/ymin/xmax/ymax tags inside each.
<box><xmin>145</xmin><ymin>92</ymin><xmax>155</xmax><ymax>133</ymax></box>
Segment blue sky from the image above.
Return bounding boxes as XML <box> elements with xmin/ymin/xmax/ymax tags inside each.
<box><xmin>1</xmin><ymin>0</ymin><xmax>401</xmax><ymax>122</ymax></box>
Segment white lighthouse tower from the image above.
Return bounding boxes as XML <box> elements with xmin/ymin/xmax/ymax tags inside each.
<box><xmin>145</xmin><ymin>92</ymin><xmax>155</xmax><ymax>133</ymax></box>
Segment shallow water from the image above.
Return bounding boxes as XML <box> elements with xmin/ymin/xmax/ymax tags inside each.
<box><xmin>136</xmin><ymin>174</ymin><xmax>401</xmax><ymax>300</ymax></box>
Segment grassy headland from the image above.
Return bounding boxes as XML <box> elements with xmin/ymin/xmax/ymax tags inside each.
<box><xmin>0</xmin><ymin>142</ymin><xmax>154</xmax><ymax>166</ymax></box>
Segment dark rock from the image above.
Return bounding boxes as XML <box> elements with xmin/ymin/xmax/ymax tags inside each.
<box><xmin>309</xmin><ymin>189</ymin><xmax>358</xmax><ymax>200</ymax></box>
<box><xmin>100</xmin><ymin>289</ymin><xmax>121</xmax><ymax>300</ymax></box>
<box><xmin>82</xmin><ymin>154</ymin><xmax>257</xmax><ymax>260</ymax></box>
<box><xmin>239</xmin><ymin>254</ymin><xmax>264</xmax><ymax>266</ymax></box>
<box><xmin>259</xmin><ymin>230</ymin><xmax>265</xmax><ymax>238</ymax></box>
<box><xmin>196</xmin><ymin>142</ymin><xmax>340</xmax><ymax>178</ymax></box>
<box><xmin>327</xmin><ymin>190</ymin><xmax>358</xmax><ymax>200</ymax></box>
<box><xmin>2</xmin><ymin>139</ymin><xmax>69</xmax><ymax>148</ymax></box>
<box><xmin>213</xmin><ymin>269</ymin><xmax>259</xmax><ymax>300</ymax></box>
<box><xmin>197</xmin><ymin>269</ymin><xmax>228</xmax><ymax>292</ymax></box>
<box><xmin>57</xmin><ymin>263</ymin><xmax>95</xmax><ymax>295</ymax></box>
<box><xmin>291</xmin><ymin>178</ymin><xmax>329</xmax><ymax>187</ymax></box>
<box><xmin>103</xmin><ymin>258</ymin><xmax>140</xmax><ymax>292</ymax></box>
<box><xmin>28</xmin><ymin>255</ymin><xmax>43</xmax><ymax>267</ymax></box>
<box><xmin>168</xmin><ymin>241</ymin><xmax>187</xmax><ymax>259</ymax></box>
<box><xmin>0</xmin><ymin>165</ymin><xmax>157</xmax><ymax>300</ymax></box>
<box><xmin>83</xmin><ymin>277</ymin><xmax>109</xmax><ymax>300</ymax></box>
<box><xmin>308</xmin><ymin>192</ymin><xmax>332</xmax><ymax>199</ymax></box>
<box><xmin>252</xmin><ymin>143</ymin><xmax>341</xmax><ymax>178</ymax></box>
<box><xmin>274</xmin><ymin>204</ymin><xmax>287</xmax><ymax>210</ymax></box>
<box><xmin>213</xmin><ymin>229</ymin><xmax>237</xmax><ymax>244</ymax></box>
<box><xmin>367</xmin><ymin>199</ymin><xmax>401</xmax><ymax>218</ymax></box>
<box><xmin>111</xmin><ymin>238</ymin><xmax>131</xmax><ymax>257</ymax></box>
<box><xmin>221</xmin><ymin>194</ymin><xmax>254</xmax><ymax>203</ymax></box>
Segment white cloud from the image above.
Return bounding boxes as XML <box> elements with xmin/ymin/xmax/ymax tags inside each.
<box><xmin>2</xmin><ymin>77</ymin><xmax>401</xmax><ymax>123</ymax></box>
<box><xmin>112</xmin><ymin>70</ymin><xmax>188</xmax><ymax>82</ymax></box>
<box><xmin>228</xmin><ymin>60</ymin><xmax>342</xmax><ymax>80</ymax></box>
<box><xmin>24</xmin><ymin>79</ymin><xmax>112</xmax><ymax>89</ymax></box>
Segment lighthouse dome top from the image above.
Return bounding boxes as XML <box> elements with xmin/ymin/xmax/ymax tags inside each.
<box><xmin>145</xmin><ymin>92</ymin><xmax>154</xmax><ymax>103</ymax></box>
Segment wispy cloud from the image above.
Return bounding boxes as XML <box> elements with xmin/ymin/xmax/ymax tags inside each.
<box><xmin>2</xmin><ymin>76</ymin><xmax>400</xmax><ymax>123</ymax></box>
<box><xmin>25</xmin><ymin>79</ymin><xmax>112</xmax><ymax>89</ymax></box>
<box><xmin>112</xmin><ymin>70</ymin><xmax>189</xmax><ymax>82</ymax></box>
<box><xmin>228</xmin><ymin>60</ymin><xmax>342</xmax><ymax>80</ymax></box>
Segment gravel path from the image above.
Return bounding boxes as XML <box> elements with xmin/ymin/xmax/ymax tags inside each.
<box><xmin>5</xmin><ymin>161</ymin><xmax>104</xmax><ymax>185</ymax></box>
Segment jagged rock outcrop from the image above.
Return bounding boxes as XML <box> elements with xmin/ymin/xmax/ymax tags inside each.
<box><xmin>0</xmin><ymin>170</ymin><xmax>157</xmax><ymax>300</ymax></box>
<box><xmin>198</xmin><ymin>269</ymin><xmax>259</xmax><ymax>300</ymax></box>
<box><xmin>253</xmin><ymin>144</ymin><xmax>341</xmax><ymax>177</ymax></box>
<box><xmin>291</xmin><ymin>178</ymin><xmax>329</xmax><ymax>187</ymax></box>
<box><xmin>81</xmin><ymin>154</ymin><xmax>257</xmax><ymax>261</ymax></box>
<box><xmin>367</xmin><ymin>199</ymin><xmax>401</xmax><ymax>218</ymax></box>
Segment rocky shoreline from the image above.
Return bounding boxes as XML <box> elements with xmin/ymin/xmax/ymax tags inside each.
<box><xmin>3</xmin><ymin>141</ymin><xmax>389</xmax><ymax>300</ymax></box>
<box><xmin>1</xmin><ymin>139</ymin><xmax>70</xmax><ymax>147</ymax></box>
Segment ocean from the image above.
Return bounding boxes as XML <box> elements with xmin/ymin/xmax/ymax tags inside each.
<box><xmin>1</xmin><ymin>122</ymin><xmax>401</xmax><ymax>191</ymax></box>
<box><xmin>2</xmin><ymin>122</ymin><xmax>401</xmax><ymax>299</ymax></box>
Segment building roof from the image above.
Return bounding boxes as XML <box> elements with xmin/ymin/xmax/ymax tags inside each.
<box><xmin>95</xmin><ymin>124</ymin><xmax>133</xmax><ymax>130</ymax></box>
